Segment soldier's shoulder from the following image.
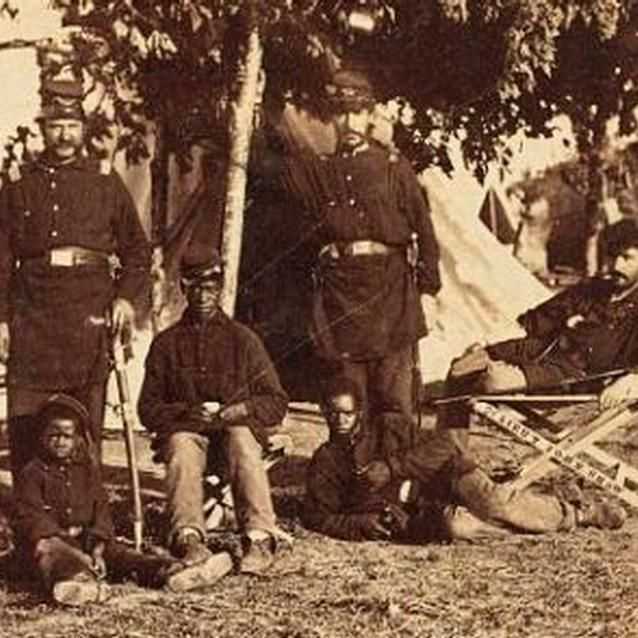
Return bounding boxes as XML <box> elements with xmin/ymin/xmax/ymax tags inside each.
<box><xmin>2</xmin><ymin>160</ymin><xmax>36</xmax><ymax>185</ymax></box>
<box><xmin>228</xmin><ymin>316</ymin><xmax>265</xmax><ymax>343</ymax></box>
<box><xmin>17</xmin><ymin>456</ymin><xmax>45</xmax><ymax>482</ymax></box>
<box><xmin>149</xmin><ymin>323</ymin><xmax>181</xmax><ymax>350</ymax></box>
<box><xmin>79</xmin><ymin>157</ymin><xmax>113</xmax><ymax>176</ymax></box>
<box><xmin>285</xmin><ymin>148</ymin><xmax>331</xmax><ymax>165</ymax></box>
<box><xmin>369</xmin><ymin>140</ymin><xmax>402</xmax><ymax>164</ymax></box>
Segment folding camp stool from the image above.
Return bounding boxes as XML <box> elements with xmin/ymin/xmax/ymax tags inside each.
<box><xmin>203</xmin><ymin>433</ymin><xmax>294</xmax><ymax>531</ymax></box>
<box><xmin>468</xmin><ymin>394</ymin><xmax>638</xmax><ymax>509</ymax></box>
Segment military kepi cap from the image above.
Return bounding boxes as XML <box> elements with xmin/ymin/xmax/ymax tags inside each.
<box><xmin>37</xmin><ymin>99</ymin><xmax>86</xmax><ymax>121</ymax></box>
<box><xmin>180</xmin><ymin>242</ymin><xmax>224</xmax><ymax>282</ymax></box>
<box><xmin>37</xmin><ymin>79</ymin><xmax>85</xmax><ymax>121</ymax></box>
<box><xmin>325</xmin><ymin>68</ymin><xmax>375</xmax><ymax>111</ymax></box>
<box><xmin>38</xmin><ymin>393</ymin><xmax>90</xmax><ymax>436</ymax></box>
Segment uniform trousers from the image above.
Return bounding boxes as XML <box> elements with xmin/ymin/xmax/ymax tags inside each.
<box><xmin>443</xmin><ymin>467</ymin><xmax>577</xmax><ymax>540</ymax></box>
<box><xmin>336</xmin><ymin>344</ymin><xmax>416</xmax><ymax>423</ymax></box>
<box><xmin>351</xmin><ymin>464</ymin><xmax>576</xmax><ymax>542</ymax></box>
<box><xmin>163</xmin><ymin>427</ymin><xmax>278</xmax><ymax>543</ymax></box>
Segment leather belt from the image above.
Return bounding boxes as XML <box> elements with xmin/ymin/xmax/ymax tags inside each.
<box><xmin>24</xmin><ymin>246</ymin><xmax>110</xmax><ymax>268</ymax></box>
<box><xmin>318</xmin><ymin>240</ymin><xmax>400</xmax><ymax>260</ymax></box>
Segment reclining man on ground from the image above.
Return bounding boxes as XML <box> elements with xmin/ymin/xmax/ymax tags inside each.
<box><xmin>138</xmin><ymin>244</ymin><xmax>290</xmax><ymax>578</ymax></box>
<box><xmin>304</xmin><ymin>376</ymin><xmax>626</xmax><ymax>543</ymax></box>
<box><xmin>440</xmin><ymin>218</ymin><xmax>638</xmax><ymax>430</ymax></box>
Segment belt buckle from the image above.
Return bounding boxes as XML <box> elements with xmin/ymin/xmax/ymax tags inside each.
<box><xmin>350</xmin><ymin>242</ymin><xmax>364</xmax><ymax>257</ymax></box>
<box><xmin>50</xmin><ymin>249</ymin><xmax>74</xmax><ymax>267</ymax></box>
<box><xmin>66</xmin><ymin>525</ymin><xmax>83</xmax><ymax>538</ymax></box>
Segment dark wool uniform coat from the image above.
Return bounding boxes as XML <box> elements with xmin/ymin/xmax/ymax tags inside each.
<box><xmin>282</xmin><ymin>142</ymin><xmax>441</xmax><ymax>362</ymax></box>
<box><xmin>304</xmin><ymin>415</ymin><xmax>466</xmax><ymax>541</ymax></box>
<box><xmin>440</xmin><ymin>278</ymin><xmax>638</xmax><ymax>430</ymax></box>
<box><xmin>0</xmin><ymin>154</ymin><xmax>150</xmax><ymax>389</ymax></box>
<box><xmin>487</xmin><ymin>277</ymin><xmax>638</xmax><ymax>388</ymax></box>
<box><xmin>138</xmin><ymin>310</ymin><xmax>289</xmax><ymax>449</ymax></box>
<box><xmin>14</xmin><ymin>454</ymin><xmax>114</xmax><ymax>551</ymax></box>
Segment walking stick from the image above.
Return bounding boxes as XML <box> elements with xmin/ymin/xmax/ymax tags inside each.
<box><xmin>109</xmin><ymin>315</ymin><xmax>144</xmax><ymax>551</ymax></box>
<box><xmin>409</xmin><ymin>232</ymin><xmax>424</xmax><ymax>427</ymax></box>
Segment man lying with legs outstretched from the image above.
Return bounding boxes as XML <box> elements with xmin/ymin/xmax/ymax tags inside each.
<box><xmin>304</xmin><ymin>376</ymin><xmax>626</xmax><ymax>543</ymax></box>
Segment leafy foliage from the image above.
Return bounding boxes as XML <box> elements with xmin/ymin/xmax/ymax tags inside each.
<box><xmin>4</xmin><ymin>1</ymin><xmax>638</xmax><ymax>180</ymax></box>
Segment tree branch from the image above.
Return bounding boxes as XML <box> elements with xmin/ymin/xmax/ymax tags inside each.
<box><xmin>0</xmin><ymin>38</ymin><xmax>43</xmax><ymax>51</ymax></box>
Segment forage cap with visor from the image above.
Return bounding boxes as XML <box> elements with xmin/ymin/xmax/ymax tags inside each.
<box><xmin>180</xmin><ymin>241</ymin><xmax>224</xmax><ymax>284</ymax></box>
<box><xmin>37</xmin><ymin>78</ymin><xmax>85</xmax><ymax>121</ymax></box>
<box><xmin>325</xmin><ymin>68</ymin><xmax>376</xmax><ymax>112</ymax></box>
<box><xmin>37</xmin><ymin>393</ymin><xmax>90</xmax><ymax>439</ymax></box>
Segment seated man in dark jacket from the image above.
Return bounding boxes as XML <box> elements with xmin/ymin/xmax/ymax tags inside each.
<box><xmin>138</xmin><ymin>245</ymin><xmax>290</xmax><ymax>576</ymax></box>
<box><xmin>304</xmin><ymin>377</ymin><xmax>626</xmax><ymax>542</ymax></box>
<box><xmin>440</xmin><ymin>218</ymin><xmax>638</xmax><ymax>429</ymax></box>
<box><xmin>12</xmin><ymin>394</ymin><xmax>192</xmax><ymax>605</ymax></box>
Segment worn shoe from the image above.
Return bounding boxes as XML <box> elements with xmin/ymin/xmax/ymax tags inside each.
<box><xmin>172</xmin><ymin>529</ymin><xmax>212</xmax><ymax>566</ymax></box>
<box><xmin>166</xmin><ymin>551</ymin><xmax>233</xmax><ymax>592</ymax></box>
<box><xmin>52</xmin><ymin>572</ymin><xmax>110</xmax><ymax>606</ymax></box>
<box><xmin>577</xmin><ymin>500</ymin><xmax>627</xmax><ymax>530</ymax></box>
<box><xmin>240</xmin><ymin>535</ymin><xmax>275</xmax><ymax>575</ymax></box>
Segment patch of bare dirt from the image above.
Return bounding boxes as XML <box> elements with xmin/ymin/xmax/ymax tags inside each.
<box><xmin>1</xmin><ymin>409</ymin><xmax>637</xmax><ymax>638</ymax></box>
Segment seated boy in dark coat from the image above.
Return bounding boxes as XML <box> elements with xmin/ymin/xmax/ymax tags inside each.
<box><xmin>13</xmin><ymin>394</ymin><xmax>229</xmax><ymax>605</ymax></box>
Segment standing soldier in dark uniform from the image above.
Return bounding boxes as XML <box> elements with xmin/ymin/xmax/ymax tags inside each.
<box><xmin>281</xmin><ymin>68</ymin><xmax>441</xmax><ymax>421</ymax></box>
<box><xmin>0</xmin><ymin>82</ymin><xmax>150</xmax><ymax>477</ymax></box>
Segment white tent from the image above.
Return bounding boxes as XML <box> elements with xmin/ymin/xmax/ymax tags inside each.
<box><xmin>418</xmin><ymin>169</ymin><xmax>551</xmax><ymax>384</ymax></box>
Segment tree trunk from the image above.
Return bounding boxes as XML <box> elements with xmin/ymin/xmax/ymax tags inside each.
<box><xmin>150</xmin><ymin>121</ymin><xmax>170</xmax><ymax>247</ymax></box>
<box><xmin>149</xmin><ymin>121</ymin><xmax>170</xmax><ymax>334</ymax></box>
<box><xmin>219</xmin><ymin>20</ymin><xmax>263</xmax><ymax>317</ymax></box>
<box><xmin>584</xmin><ymin>149</ymin><xmax>605</xmax><ymax>276</ymax></box>
<box><xmin>582</xmin><ymin>117</ymin><xmax>608</xmax><ymax>277</ymax></box>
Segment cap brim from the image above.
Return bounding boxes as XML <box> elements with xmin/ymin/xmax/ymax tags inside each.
<box><xmin>327</xmin><ymin>97</ymin><xmax>375</xmax><ymax>112</ymax></box>
<box><xmin>181</xmin><ymin>265</ymin><xmax>224</xmax><ymax>282</ymax></box>
<box><xmin>37</xmin><ymin>109</ymin><xmax>85</xmax><ymax>121</ymax></box>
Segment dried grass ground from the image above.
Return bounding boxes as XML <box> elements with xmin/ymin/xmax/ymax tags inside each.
<box><xmin>1</xmin><ymin>409</ymin><xmax>637</xmax><ymax>638</ymax></box>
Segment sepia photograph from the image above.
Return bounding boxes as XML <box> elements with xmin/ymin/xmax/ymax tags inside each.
<box><xmin>0</xmin><ymin>1</ymin><xmax>636</xmax><ymax>636</ymax></box>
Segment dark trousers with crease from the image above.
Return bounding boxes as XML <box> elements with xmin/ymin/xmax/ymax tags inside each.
<box><xmin>331</xmin><ymin>344</ymin><xmax>416</xmax><ymax>424</ymax></box>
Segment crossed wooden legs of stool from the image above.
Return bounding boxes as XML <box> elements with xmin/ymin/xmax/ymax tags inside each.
<box><xmin>203</xmin><ymin>434</ymin><xmax>293</xmax><ymax>531</ymax></box>
<box><xmin>470</xmin><ymin>396</ymin><xmax>638</xmax><ymax>509</ymax></box>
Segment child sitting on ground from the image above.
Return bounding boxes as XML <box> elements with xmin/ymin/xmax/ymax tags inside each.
<box><xmin>13</xmin><ymin>394</ymin><xmax>231</xmax><ymax>605</ymax></box>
